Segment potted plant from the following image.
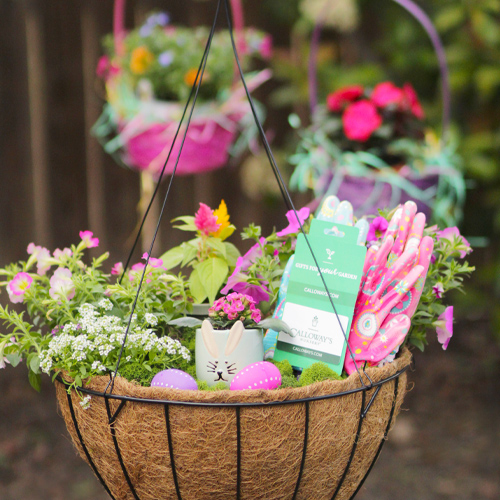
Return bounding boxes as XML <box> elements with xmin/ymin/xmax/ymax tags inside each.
<box><xmin>289</xmin><ymin>81</ymin><xmax>465</xmax><ymax>226</ymax></box>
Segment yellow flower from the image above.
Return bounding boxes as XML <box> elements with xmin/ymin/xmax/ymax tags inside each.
<box><xmin>130</xmin><ymin>46</ymin><xmax>154</xmax><ymax>75</ymax></box>
<box><xmin>211</xmin><ymin>200</ymin><xmax>235</xmax><ymax>240</ymax></box>
<box><xmin>184</xmin><ymin>68</ymin><xmax>210</xmax><ymax>87</ymax></box>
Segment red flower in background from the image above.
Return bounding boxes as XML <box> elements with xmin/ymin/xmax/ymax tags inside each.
<box><xmin>326</xmin><ymin>85</ymin><xmax>364</xmax><ymax>112</ymax></box>
<box><xmin>342</xmin><ymin>100</ymin><xmax>382</xmax><ymax>142</ymax></box>
<box><xmin>371</xmin><ymin>82</ymin><xmax>404</xmax><ymax>108</ymax></box>
<box><xmin>403</xmin><ymin>83</ymin><xmax>424</xmax><ymax>119</ymax></box>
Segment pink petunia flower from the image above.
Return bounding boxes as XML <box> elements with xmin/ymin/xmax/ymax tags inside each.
<box><xmin>194</xmin><ymin>203</ymin><xmax>220</xmax><ymax>236</ymax></box>
<box><xmin>142</xmin><ymin>252</ymin><xmax>164</xmax><ymax>268</ymax></box>
<box><xmin>53</xmin><ymin>248</ymin><xmax>72</xmax><ymax>260</ymax></box>
<box><xmin>326</xmin><ymin>85</ymin><xmax>364</xmax><ymax>113</ymax></box>
<box><xmin>27</xmin><ymin>243</ymin><xmax>53</xmax><ymax>275</ymax></box>
<box><xmin>277</xmin><ymin>207</ymin><xmax>311</xmax><ymax>237</ymax></box>
<box><xmin>371</xmin><ymin>82</ymin><xmax>405</xmax><ymax>108</ymax></box>
<box><xmin>436</xmin><ymin>306</ymin><xmax>453</xmax><ymax>350</ymax></box>
<box><xmin>111</xmin><ymin>262</ymin><xmax>124</xmax><ymax>275</ymax></box>
<box><xmin>7</xmin><ymin>272</ymin><xmax>33</xmax><ymax>304</ymax></box>
<box><xmin>367</xmin><ymin>216</ymin><xmax>389</xmax><ymax>242</ymax></box>
<box><xmin>49</xmin><ymin>268</ymin><xmax>76</xmax><ymax>301</ymax></box>
<box><xmin>432</xmin><ymin>282</ymin><xmax>444</xmax><ymax>299</ymax></box>
<box><xmin>343</xmin><ymin>100</ymin><xmax>382</xmax><ymax>142</ymax></box>
<box><xmin>79</xmin><ymin>231</ymin><xmax>99</xmax><ymax>248</ymax></box>
<box><xmin>437</xmin><ymin>227</ymin><xmax>471</xmax><ymax>259</ymax></box>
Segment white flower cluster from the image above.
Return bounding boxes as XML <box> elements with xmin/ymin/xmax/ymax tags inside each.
<box><xmin>80</xmin><ymin>395</ymin><xmax>91</xmax><ymax>410</ymax></box>
<box><xmin>39</xmin><ymin>303</ymin><xmax>190</xmax><ymax>376</ymax></box>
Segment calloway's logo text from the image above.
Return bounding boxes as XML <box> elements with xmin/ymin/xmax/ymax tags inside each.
<box><xmin>287</xmin><ymin>327</ymin><xmax>333</xmax><ymax>345</ymax></box>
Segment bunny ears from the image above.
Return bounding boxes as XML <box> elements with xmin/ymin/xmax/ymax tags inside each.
<box><xmin>201</xmin><ymin>319</ymin><xmax>244</xmax><ymax>358</ymax></box>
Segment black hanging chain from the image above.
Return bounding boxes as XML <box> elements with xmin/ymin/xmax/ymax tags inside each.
<box><xmin>222</xmin><ymin>0</ymin><xmax>367</xmax><ymax>386</ymax></box>
<box><xmin>106</xmin><ymin>0</ymin><xmax>223</xmax><ymax>393</ymax></box>
<box><xmin>107</xmin><ymin>0</ymin><xmax>367</xmax><ymax>393</ymax></box>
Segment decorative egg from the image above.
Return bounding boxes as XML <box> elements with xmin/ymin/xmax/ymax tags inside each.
<box><xmin>151</xmin><ymin>369</ymin><xmax>198</xmax><ymax>391</ymax></box>
<box><xmin>230</xmin><ymin>361</ymin><xmax>282</xmax><ymax>391</ymax></box>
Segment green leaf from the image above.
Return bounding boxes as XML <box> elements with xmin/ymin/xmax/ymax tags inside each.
<box><xmin>29</xmin><ymin>370</ymin><xmax>42</xmax><ymax>392</ymax></box>
<box><xmin>181</xmin><ymin>243</ymin><xmax>198</xmax><ymax>267</ymax></box>
<box><xmin>168</xmin><ymin>317</ymin><xmax>203</xmax><ymax>328</ymax></box>
<box><xmin>172</xmin><ymin>216</ymin><xmax>197</xmax><ymax>232</ymax></box>
<box><xmin>257</xmin><ymin>318</ymin><xmax>292</xmax><ymax>335</ymax></box>
<box><xmin>189</xmin><ymin>268</ymin><xmax>208</xmax><ymax>304</ymax></box>
<box><xmin>6</xmin><ymin>353</ymin><xmax>22</xmax><ymax>367</ymax></box>
<box><xmin>196</xmin><ymin>257</ymin><xmax>229</xmax><ymax>304</ymax></box>
<box><xmin>206</xmin><ymin>237</ymin><xmax>226</xmax><ymax>258</ymax></box>
<box><xmin>160</xmin><ymin>246</ymin><xmax>184</xmax><ymax>270</ymax></box>
<box><xmin>224</xmin><ymin>242</ymin><xmax>241</xmax><ymax>267</ymax></box>
<box><xmin>29</xmin><ymin>355</ymin><xmax>40</xmax><ymax>374</ymax></box>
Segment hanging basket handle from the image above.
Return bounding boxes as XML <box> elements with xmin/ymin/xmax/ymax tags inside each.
<box><xmin>112</xmin><ymin>0</ymin><xmax>246</xmax><ymax>58</ymax></box>
<box><xmin>308</xmin><ymin>0</ymin><xmax>451</xmax><ymax>140</ymax></box>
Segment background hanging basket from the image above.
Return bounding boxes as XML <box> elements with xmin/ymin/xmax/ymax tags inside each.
<box><xmin>56</xmin><ymin>349</ymin><xmax>411</xmax><ymax>500</ymax></box>
<box><xmin>291</xmin><ymin>0</ymin><xmax>465</xmax><ymax>225</ymax></box>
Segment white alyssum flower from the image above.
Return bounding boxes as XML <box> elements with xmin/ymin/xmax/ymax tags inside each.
<box><xmin>98</xmin><ymin>298</ymin><xmax>113</xmax><ymax>311</ymax></box>
<box><xmin>80</xmin><ymin>395</ymin><xmax>92</xmax><ymax>410</ymax></box>
<box><xmin>145</xmin><ymin>313</ymin><xmax>158</xmax><ymax>326</ymax></box>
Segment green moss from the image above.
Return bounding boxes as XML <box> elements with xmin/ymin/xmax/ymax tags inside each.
<box><xmin>270</xmin><ymin>359</ymin><xmax>294</xmax><ymax>378</ymax></box>
<box><xmin>119</xmin><ymin>363</ymin><xmax>164</xmax><ymax>387</ymax></box>
<box><xmin>279</xmin><ymin>374</ymin><xmax>300</xmax><ymax>388</ymax></box>
<box><xmin>197</xmin><ymin>380</ymin><xmax>229</xmax><ymax>391</ymax></box>
<box><xmin>299</xmin><ymin>363</ymin><xmax>342</xmax><ymax>387</ymax></box>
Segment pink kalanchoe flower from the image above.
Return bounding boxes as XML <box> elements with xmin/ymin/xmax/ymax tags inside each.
<box><xmin>7</xmin><ymin>272</ymin><xmax>33</xmax><ymax>304</ymax></box>
<box><xmin>142</xmin><ymin>252</ymin><xmax>164</xmax><ymax>268</ymax></box>
<box><xmin>437</xmin><ymin>227</ymin><xmax>471</xmax><ymax>259</ymax></box>
<box><xmin>49</xmin><ymin>268</ymin><xmax>76</xmax><ymax>301</ymax></box>
<box><xmin>79</xmin><ymin>231</ymin><xmax>99</xmax><ymax>248</ymax></box>
<box><xmin>251</xmin><ymin>309</ymin><xmax>262</xmax><ymax>323</ymax></box>
<box><xmin>367</xmin><ymin>216</ymin><xmax>389</xmax><ymax>242</ymax></box>
<box><xmin>277</xmin><ymin>207</ymin><xmax>311</xmax><ymax>237</ymax></box>
<box><xmin>111</xmin><ymin>262</ymin><xmax>124</xmax><ymax>275</ymax></box>
<box><xmin>371</xmin><ymin>82</ymin><xmax>405</xmax><ymax>108</ymax></box>
<box><xmin>436</xmin><ymin>306</ymin><xmax>453</xmax><ymax>350</ymax></box>
<box><xmin>194</xmin><ymin>203</ymin><xmax>220</xmax><ymax>236</ymax></box>
<box><xmin>343</xmin><ymin>100</ymin><xmax>382</xmax><ymax>142</ymax></box>
<box><xmin>432</xmin><ymin>282</ymin><xmax>444</xmax><ymax>299</ymax></box>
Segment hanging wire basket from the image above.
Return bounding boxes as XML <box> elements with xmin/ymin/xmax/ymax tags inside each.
<box><xmin>55</xmin><ymin>1</ymin><xmax>414</xmax><ymax>498</ymax></box>
<box><xmin>290</xmin><ymin>0</ymin><xmax>465</xmax><ymax>226</ymax></box>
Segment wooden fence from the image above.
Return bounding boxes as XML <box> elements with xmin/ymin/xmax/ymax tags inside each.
<box><xmin>0</xmin><ymin>0</ymin><xmax>291</xmax><ymax>269</ymax></box>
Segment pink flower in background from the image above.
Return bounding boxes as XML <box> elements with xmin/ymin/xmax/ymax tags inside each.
<box><xmin>367</xmin><ymin>216</ymin><xmax>389</xmax><ymax>242</ymax></box>
<box><xmin>53</xmin><ymin>248</ymin><xmax>72</xmax><ymax>260</ymax></box>
<box><xmin>437</xmin><ymin>227</ymin><xmax>471</xmax><ymax>258</ymax></box>
<box><xmin>436</xmin><ymin>306</ymin><xmax>453</xmax><ymax>350</ymax></box>
<box><xmin>326</xmin><ymin>85</ymin><xmax>364</xmax><ymax>112</ymax></box>
<box><xmin>111</xmin><ymin>262</ymin><xmax>124</xmax><ymax>275</ymax></box>
<box><xmin>79</xmin><ymin>231</ymin><xmax>99</xmax><ymax>248</ymax></box>
<box><xmin>343</xmin><ymin>100</ymin><xmax>382</xmax><ymax>142</ymax></box>
<box><xmin>277</xmin><ymin>207</ymin><xmax>310</xmax><ymax>237</ymax></box>
<box><xmin>27</xmin><ymin>243</ymin><xmax>53</xmax><ymax>275</ymax></box>
<box><xmin>7</xmin><ymin>272</ymin><xmax>33</xmax><ymax>304</ymax></box>
<box><xmin>194</xmin><ymin>203</ymin><xmax>220</xmax><ymax>236</ymax></box>
<box><xmin>371</xmin><ymin>82</ymin><xmax>404</xmax><ymax>108</ymax></box>
<box><xmin>403</xmin><ymin>83</ymin><xmax>424</xmax><ymax>119</ymax></box>
<box><xmin>259</xmin><ymin>34</ymin><xmax>273</xmax><ymax>60</ymax></box>
<box><xmin>142</xmin><ymin>252</ymin><xmax>164</xmax><ymax>268</ymax></box>
<box><xmin>49</xmin><ymin>268</ymin><xmax>75</xmax><ymax>301</ymax></box>
<box><xmin>432</xmin><ymin>282</ymin><xmax>444</xmax><ymax>299</ymax></box>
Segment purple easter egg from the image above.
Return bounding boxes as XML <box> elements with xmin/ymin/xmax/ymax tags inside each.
<box><xmin>151</xmin><ymin>369</ymin><xmax>198</xmax><ymax>390</ymax></box>
<box><xmin>230</xmin><ymin>361</ymin><xmax>282</xmax><ymax>391</ymax></box>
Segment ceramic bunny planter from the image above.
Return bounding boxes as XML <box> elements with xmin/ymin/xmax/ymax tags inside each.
<box><xmin>196</xmin><ymin>320</ymin><xmax>264</xmax><ymax>387</ymax></box>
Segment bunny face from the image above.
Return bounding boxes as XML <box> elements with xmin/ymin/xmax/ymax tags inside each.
<box><xmin>195</xmin><ymin>320</ymin><xmax>264</xmax><ymax>387</ymax></box>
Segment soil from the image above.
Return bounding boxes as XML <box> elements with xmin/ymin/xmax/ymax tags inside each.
<box><xmin>1</xmin><ymin>318</ymin><xmax>499</xmax><ymax>500</ymax></box>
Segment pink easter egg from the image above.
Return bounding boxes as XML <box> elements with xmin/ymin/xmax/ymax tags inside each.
<box><xmin>151</xmin><ymin>369</ymin><xmax>198</xmax><ymax>391</ymax></box>
<box><xmin>230</xmin><ymin>361</ymin><xmax>282</xmax><ymax>391</ymax></box>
